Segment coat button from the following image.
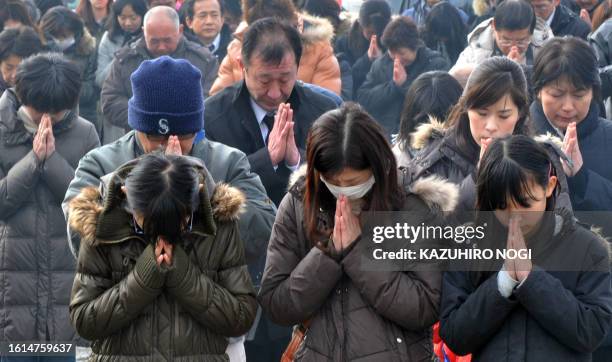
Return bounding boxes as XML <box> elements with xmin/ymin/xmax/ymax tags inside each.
<box><xmin>396</xmin><ymin>338</ymin><xmax>402</xmax><ymax>343</ymax></box>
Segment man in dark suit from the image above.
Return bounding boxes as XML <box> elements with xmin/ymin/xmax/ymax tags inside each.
<box><xmin>182</xmin><ymin>0</ymin><xmax>232</xmax><ymax>61</ymax></box>
<box><xmin>530</xmin><ymin>0</ymin><xmax>591</xmax><ymax>39</ymax></box>
<box><xmin>205</xmin><ymin>17</ymin><xmax>337</xmax><ymax>206</ymax></box>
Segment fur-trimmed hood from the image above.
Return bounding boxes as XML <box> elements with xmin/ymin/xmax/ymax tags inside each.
<box><xmin>287</xmin><ymin>164</ymin><xmax>459</xmax><ymax>213</ymax></box>
<box><xmin>68</xmin><ymin>157</ymin><xmax>245</xmax><ymax>245</ymax></box>
<box><xmin>48</xmin><ymin>28</ymin><xmax>96</xmax><ymax>56</ymax></box>
<box><xmin>472</xmin><ymin>0</ymin><xmax>491</xmax><ymax>17</ymax></box>
<box><xmin>75</xmin><ymin>28</ymin><xmax>96</xmax><ymax>56</ymax></box>
<box><xmin>409</xmin><ymin>116</ymin><xmax>448</xmax><ymax>151</ymax></box>
<box><xmin>300</xmin><ymin>12</ymin><xmax>335</xmax><ymax>45</ymax></box>
<box><xmin>231</xmin><ymin>12</ymin><xmax>334</xmax><ymax>46</ymax></box>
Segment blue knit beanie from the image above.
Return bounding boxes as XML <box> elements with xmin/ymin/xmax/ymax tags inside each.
<box><xmin>128</xmin><ymin>56</ymin><xmax>204</xmax><ymax>135</ymax></box>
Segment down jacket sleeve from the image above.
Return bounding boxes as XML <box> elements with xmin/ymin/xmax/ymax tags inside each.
<box><xmin>514</xmin><ymin>259</ymin><xmax>612</xmax><ymax>353</ymax></box>
<box><xmin>100</xmin><ymin>58</ymin><xmax>130</xmax><ymax>129</ymax></box>
<box><xmin>0</xmin><ymin>151</ymin><xmax>42</xmax><ymax>220</ymax></box>
<box><xmin>341</xmin><ymin>234</ymin><xmax>442</xmax><ymax>331</ymax></box>
<box><xmin>258</xmin><ymin>193</ymin><xmax>343</xmax><ymax>326</ymax></box>
<box><xmin>439</xmin><ymin>271</ymin><xmax>519</xmax><ymax>356</ymax></box>
<box><xmin>356</xmin><ymin>57</ymin><xmax>407</xmax><ymax>113</ymax></box>
<box><xmin>43</xmin><ymin>126</ymin><xmax>99</xmax><ymax>203</ymax></box>
<box><xmin>69</xmin><ymin>243</ymin><xmax>166</xmax><ymax>341</ymax></box>
<box><xmin>568</xmin><ymin>165</ymin><xmax>612</xmax><ymax>211</ymax></box>
<box><xmin>307</xmin><ymin>42</ymin><xmax>341</xmax><ymax>95</ymax></box>
<box><xmin>165</xmin><ymin>221</ymin><xmax>258</xmax><ymax>337</ymax></box>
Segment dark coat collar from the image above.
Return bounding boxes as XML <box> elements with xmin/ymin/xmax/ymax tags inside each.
<box><xmin>530</xmin><ymin>101</ymin><xmax>600</xmax><ymax>139</ymax></box>
<box><xmin>0</xmin><ymin>88</ymin><xmax>76</xmax><ymax>146</ymax></box>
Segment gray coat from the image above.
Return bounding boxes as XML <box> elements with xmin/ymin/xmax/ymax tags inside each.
<box><xmin>0</xmin><ymin>89</ymin><xmax>100</xmax><ymax>342</ymax></box>
<box><xmin>62</xmin><ymin>130</ymin><xmax>276</xmax><ymax>289</ymax></box>
<box><xmin>95</xmin><ymin>31</ymin><xmax>123</xmax><ymax>88</ymax></box>
<box><xmin>100</xmin><ymin>37</ymin><xmax>218</xmax><ymax>142</ymax></box>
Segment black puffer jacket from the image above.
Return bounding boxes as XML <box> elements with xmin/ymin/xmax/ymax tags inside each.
<box><xmin>68</xmin><ymin>157</ymin><xmax>257</xmax><ymax>361</ymax></box>
<box><xmin>356</xmin><ymin>49</ymin><xmax>449</xmax><ymax>137</ymax></box>
<box><xmin>550</xmin><ymin>5</ymin><xmax>591</xmax><ymax>39</ymax></box>
<box><xmin>0</xmin><ymin>89</ymin><xmax>99</xmax><ymax>343</ymax></box>
<box><xmin>440</xmin><ymin>210</ymin><xmax>612</xmax><ymax>361</ymax></box>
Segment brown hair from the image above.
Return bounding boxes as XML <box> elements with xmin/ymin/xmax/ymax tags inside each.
<box><xmin>592</xmin><ymin>0</ymin><xmax>612</xmax><ymax>32</ymax></box>
<box><xmin>76</xmin><ymin>0</ymin><xmax>112</xmax><ymax>36</ymax></box>
<box><xmin>242</xmin><ymin>0</ymin><xmax>298</xmax><ymax>25</ymax></box>
<box><xmin>303</xmin><ymin>102</ymin><xmax>404</xmax><ymax>243</ymax></box>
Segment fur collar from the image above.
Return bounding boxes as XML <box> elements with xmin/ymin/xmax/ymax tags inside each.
<box><xmin>68</xmin><ymin>163</ymin><xmax>245</xmax><ymax>245</ymax></box>
<box><xmin>410</xmin><ymin>117</ymin><xmax>448</xmax><ymax>151</ymax></box>
<box><xmin>231</xmin><ymin>12</ymin><xmax>334</xmax><ymax>46</ymax></box>
<box><xmin>301</xmin><ymin>12</ymin><xmax>335</xmax><ymax>45</ymax></box>
<box><xmin>75</xmin><ymin>28</ymin><xmax>96</xmax><ymax>56</ymax></box>
<box><xmin>287</xmin><ymin>165</ymin><xmax>459</xmax><ymax>212</ymax></box>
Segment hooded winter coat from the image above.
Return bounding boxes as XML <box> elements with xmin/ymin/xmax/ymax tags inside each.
<box><xmin>440</xmin><ymin>209</ymin><xmax>612</xmax><ymax>361</ymax></box>
<box><xmin>209</xmin><ymin>14</ymin><xmax>341</xmax><ymax>96</ymax></box>
<box><xmin>68</xmin><ymin>157</ymin><xmax>257</xmax><ymax>361</ymax></box>
<box><xmin>451</xmin><ymin>17</ymin><xmax>554</xmax><ymax>71</ymax></box>
<box><xmin>0</xmin><ymin>88</ymin><xmax>99</xmax><ymax>343</ymax></box>
<box><xmin>62</xmin><ymin>130</ymin><xmax>276</xmax><ymax>289</ymax></box>
<box><xmin>258</xmin><ymin>166</ymin><xmax>459</xmax><ymax>361</ymax></box>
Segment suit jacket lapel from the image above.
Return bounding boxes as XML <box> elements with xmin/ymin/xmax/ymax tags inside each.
<box><xmin>235</xmin><ymin>83</ymin><xmax>266</xmax><ymax>150</ymax></box>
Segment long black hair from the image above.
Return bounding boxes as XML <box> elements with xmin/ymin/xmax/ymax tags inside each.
<box><xmin>533</xmin><ymin>37</ymin><xmax>601</xmax><ymax>105</ymax></box>
<box><xmin>124</xmin><ymin>153</ymin><xmax>200</xmax><ymax>244</ymax></box>
<box><xmin>397</xmin><ymin>71</ymin><xmax>462</xmax><ymax>150</ymax></box>
<box><xmin>107</xmin><ymin>0</ymin><xmax>148</xmax><ymax>43</ymax></box>
<box><xmin>304</xmin><ymin>102</ymin><xmax>404</xmax><ymax>242</ymax></box>
<box><xmin>422</xmin><ymin>1</ymin><xmax>467</xmax><ymax>64</ymax></box>
<box><xmin>477</xmin><ymin>135</ymin><xmax>557</xmax><ymax>211</ymax></box>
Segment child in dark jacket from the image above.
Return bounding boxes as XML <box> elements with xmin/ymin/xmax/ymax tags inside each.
<box><xmin>439</xmin><ymin>135</ymin><xmax>612</xmax><ymax>361</ymax></box>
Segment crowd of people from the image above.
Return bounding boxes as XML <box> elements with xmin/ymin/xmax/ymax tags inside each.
<box><xmin>1</xmin><ymin>0</ymin><xmax>612</xmax><ymax>361</ymax></box>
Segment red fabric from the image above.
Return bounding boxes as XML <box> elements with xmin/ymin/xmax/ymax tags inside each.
<box><xmin>433</xmin><ymin>322</ymin><xmax>472</xmax><ymax>362</ymax></box>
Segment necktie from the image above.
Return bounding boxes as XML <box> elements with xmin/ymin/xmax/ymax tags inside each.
<box><xmin>208</xmin><ymin>44</ymin><xmax>215</xmax><ymax>53</ymax></box>
<box><xmin>263</xmin><ymin>113</ymin><xmax>275</xmax><ymax>144</ymax></box>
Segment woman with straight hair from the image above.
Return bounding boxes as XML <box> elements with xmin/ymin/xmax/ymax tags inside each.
<box><xmin>422</xmin><ymin>1</ymin><xmax>468</xmax><ymax>65</ymax></box>
<box><xmin>68</xmin><ymin>153</ymin><xmax>257</xmax><ymax>360</ymax></box>
<box><xmin>76</xmin><ymin>0</ymin><xmax>112</xmax><ymax>41</ymax></box>
<box><xmin>95</xmin><ymin>0</ymin><xmax>147</xmax><ymax>87</ymax></box>
<box><xmin>408</xmin><ymin>56</ymin><xmax>531</xmax><ymax>209</ymax></box>
<box><xmin>440</xmin><ymin>135</ymin><xmax>612</xmax><ymax>361</ymax></box>
<box><xmin>531</xmin><ymin>36</ymin><xmax>612</xmax><ymax>215</ymax></box>
<box><xmin>259</xmin><ymin>102</ymin><xmax>459</xmax><ymax>361</ymax></box>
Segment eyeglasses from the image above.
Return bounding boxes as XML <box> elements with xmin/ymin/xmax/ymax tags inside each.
<box><xmin>144</xmin><ymin>133</ymin><xmax>196</xmax><ymax>142</ymax></box>
<box><xmin>498</xmin><ymin>37</ymin><xmax>531</xmax><ymax>48</ymax></box>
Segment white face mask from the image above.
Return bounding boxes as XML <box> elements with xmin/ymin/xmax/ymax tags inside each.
<box><xmin>320</xmin><ymin>175</ymin><xmax>375</xmax><ymax>200</ymax></box>
<box><xmin>54</xmin><ymin>36</ymin><xmax>75</xmax><ymax>51</ymax></box>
